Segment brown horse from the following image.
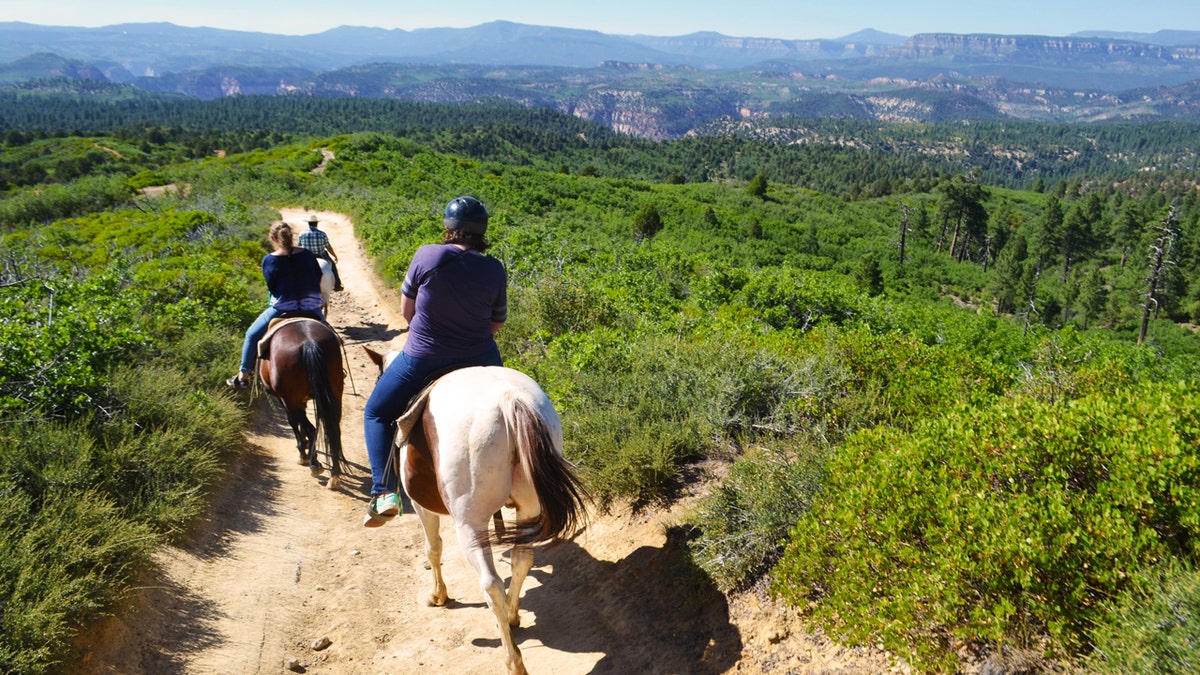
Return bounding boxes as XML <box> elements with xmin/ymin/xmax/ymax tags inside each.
<box><xmin>364</xmin><ymin>347</ymin><xmax>589</xmax><ymax>675</ymax></box>
<box><xmin>259</xmin><ymin>318</ymin><xmax>345</xmax><ymax>490</ymax></box>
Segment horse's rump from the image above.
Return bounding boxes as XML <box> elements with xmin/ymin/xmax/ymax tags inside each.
<box><xmin>394</xmin><ymin>366</ymin><xmax>588</xmax><ymax>546</ymax></box>
<box><xmin>495</xmin><ymin>392</ymin><xmax>588</xmax><ymax>546</ymax></box>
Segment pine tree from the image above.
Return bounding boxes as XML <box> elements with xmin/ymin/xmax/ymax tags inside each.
<box><xmin>633</xmin><ymin>203</ymin><xmax>663</xmax><ymax>245</ymax></box>
<box><xmin>746</xmin><ymin>173</ymin><xmax>768</xmax><ymax>199</ymax></box>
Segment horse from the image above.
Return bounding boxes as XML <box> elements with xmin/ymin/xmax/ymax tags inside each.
<box><xmin>364</xmin><ymin>347</ymin><xmax>589</xmax><ymax>675</ymax></box>
<box><xmin>316</xmin><ymin>257</ymin><xmax>335</xmax><ymax>317</ymax></box>
<box><xmin>259</xmin><ymin>317</ymin><xmax>345</xmax><ymax>490</ymax></box>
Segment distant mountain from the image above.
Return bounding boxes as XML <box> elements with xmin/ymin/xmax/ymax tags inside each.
<box><xmin>0</xmin><ymin>52</ymin><xmax>105</xmax><ymax>84</ymax></box>
<box><xmin>6</xmin><ymin>21</ymin><xmax>1200</xmax><ymax>140</ymax></box>
<box><xmin>0</xmin><ymin>20</ymin><xmax>911</xmax><ymax>73</ymax></box>
<box><xmin>835</xmin><ymin>29</ymin><xmax>909</xmax><ymax>46</ymax></box>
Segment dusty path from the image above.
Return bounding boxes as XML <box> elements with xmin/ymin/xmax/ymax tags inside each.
<box><xmin>76</xmin><ymin>210</ymin><xmax>904</xmax><ymax>675</ymax></box>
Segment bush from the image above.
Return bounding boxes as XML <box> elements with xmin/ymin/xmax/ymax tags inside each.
<box><xmin>0</xmin><ymin>488</ymin><xmax>157</xmax><ymax>674</ymax></box>
<box><xmin>533</xmin><ymin>327</ymin><xmax>815</xmax><ymax>510</ymax></box>
<box><xmin>771</xmin><ymin>381</ymin><xmax>1200</xmax><ymax>671</ymax></box>
<box><xmin>687</xmin><ymin>440</ymin><xmax>827</xmax><ymax>591</ymax></box>
<box><xmin>1089</xmin><ymin>560</ymin><xmax>1200</xmax><ymax>674</ymax></box>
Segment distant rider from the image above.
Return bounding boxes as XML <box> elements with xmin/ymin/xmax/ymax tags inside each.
<box><xmin>298</xmin><ymin>214</ymin><xmax>343</xmax><ymax>292</ymax></box>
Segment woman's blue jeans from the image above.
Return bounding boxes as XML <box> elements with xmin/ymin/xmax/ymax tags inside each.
<box><xmin>363</xmin><ymin>345</ymin><xmax>503</xmax><ymax>496</ymax></box>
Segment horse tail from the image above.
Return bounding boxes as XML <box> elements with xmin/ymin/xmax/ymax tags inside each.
<box><xmin>495</xmin><ymin>395</ymin><xmax>589</xmax><ymax>547</ymax></box>
<box><xmin>301</xmin><ymin>337</ymin><xmax>343</xmax><ymax>463</ymax></box>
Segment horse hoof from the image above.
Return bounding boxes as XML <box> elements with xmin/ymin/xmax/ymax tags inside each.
<box><xmin>328</xmin><ymin>476</ymin><xmax>342</xmax><ymax>491</ymax></box>
<box><xmin>427</xmin><ymin>593</ymin><xmax>447</xmax><ymax>607</ymax></box>
<box><xmin>310</xmin><ymin>465</ymin><xmax>324</xmax><ymax>477</ymax></box>
<box><xmin>297</xmin><ymin>459</ymin><xmax>309</xmax><ymax>466</ymax></box>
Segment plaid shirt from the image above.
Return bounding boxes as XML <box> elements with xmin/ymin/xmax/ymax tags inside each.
<box><xmin>298</xmin><ymin>227</ymin><xmax>330</xmax><ymax>256</ymax></box>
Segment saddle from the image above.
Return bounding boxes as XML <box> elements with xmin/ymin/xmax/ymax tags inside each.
<box><xmin>257</xmin><ymin>313</ymin><xmax>339</xmax><ymax>360</ymax></box>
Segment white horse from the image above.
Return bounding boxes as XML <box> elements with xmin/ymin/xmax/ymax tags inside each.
<box><xmin>317</xmin><ymin>257</ymin><xmax>334</xmax><ymax>316</ymax></box>
<box><xmin>364</xmin><ymin>348</ymin><xmax>588</xmax><ymax>675</ymax></box>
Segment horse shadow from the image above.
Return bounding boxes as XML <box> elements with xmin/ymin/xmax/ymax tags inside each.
<box><xmin>493</xmin><ymin>524</ymin><xmax>742</xmax><ymax>674</ymax></box>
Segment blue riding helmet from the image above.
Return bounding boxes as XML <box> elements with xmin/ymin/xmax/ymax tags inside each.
<box><xmin>442</xmin><ymin>196</ymin><xmax>489</xmax><ymax>235</ymax></box>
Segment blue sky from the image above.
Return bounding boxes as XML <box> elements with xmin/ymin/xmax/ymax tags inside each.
<box><xmin>0</xmin><ymin>0</ymin><xmax>1196</xmax><ymax>39</ymax></box>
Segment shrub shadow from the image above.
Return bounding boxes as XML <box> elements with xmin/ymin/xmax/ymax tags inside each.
<box><xmin>515</xmin><ymin>525</ymin><xmax>741</xmax><ymax>673</ymax></box>
<box><xmin>74</xmin><ymin>574</ymin><xmax>225</xmax><ymax>674</ymax></box>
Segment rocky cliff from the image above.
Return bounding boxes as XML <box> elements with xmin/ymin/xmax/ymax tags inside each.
<box><xmin>898</xmin><ymin>34</ymin><xmax>1200</xmax><ymax>63</ymax></box>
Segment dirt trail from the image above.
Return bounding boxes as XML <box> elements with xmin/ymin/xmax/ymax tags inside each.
<box><xmin>76</xmin><ymin>210</ymin><xmax>904</xmax><ymax>674</ymax></box>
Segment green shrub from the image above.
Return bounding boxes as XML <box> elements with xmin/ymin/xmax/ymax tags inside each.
<box><xmin>687</xmin><ymin>440</ymin><xmax>827</xmax><ymax>591</ymax></box>
<box><xmin>534</xmin><ymin>322</ymin><xmax>849</xmax><ymax>510</ymax></box>
<box><xmin>771</xmin><ymin>381</ymin><xmax>1200</xmax><ymax>672</ymax></box>
<box><xmin>0</xmin><ymin>271</ymin><xmax>151</xmax><ymax>418</ymax></box>
<box><xmin>1089</xmin><ymin>560</ymin><xmax>1200</xmax><ymax>674</ymax></box>
<box><xmin>126</xmin><ymin>169</ymin><xmax>169</xmax><ymax>190</ymax></box>
<box><xmin>104</xmin><ymin>364</ymin><xmax>246</xmax><ymax>532</ymax></box>
<box><xmin>0</xmin><ymin>489</ymin><xmax>156</xmax><ymax>674</ymax></box>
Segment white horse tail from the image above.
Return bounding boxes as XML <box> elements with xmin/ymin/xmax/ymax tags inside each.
<box><xmin>497</xmin><ymin>395</ymin><xmax>588</xmax><ymax>546</ymax></box>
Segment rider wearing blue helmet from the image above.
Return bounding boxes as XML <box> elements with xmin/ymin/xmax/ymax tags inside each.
<box><xmin>361</xmin><ymin>196</ymin><xmax>507</xmax><ymax>526</ymax></box>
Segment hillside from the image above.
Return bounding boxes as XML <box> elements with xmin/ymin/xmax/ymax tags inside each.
<box><xmin>72</xmin><ymin>207</ymin><xmax>906</xmax><ymax>675</ymax></box>
<box><xmin>4</xmin><ymin>111</ymin><xmax>1200</xmax><ymax>672</ymax></box>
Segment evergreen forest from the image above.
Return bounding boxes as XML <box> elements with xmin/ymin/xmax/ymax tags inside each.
<box><xmin>3</xmin><ymin>94</ymin><xmax>1200</xmax><ymax>673</ymax></box>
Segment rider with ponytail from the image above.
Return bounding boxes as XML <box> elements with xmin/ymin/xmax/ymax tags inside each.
<box><xmin>227</xmin><ymin>220</ymin><xmax>326</xmax><ymax>389</ymax></box>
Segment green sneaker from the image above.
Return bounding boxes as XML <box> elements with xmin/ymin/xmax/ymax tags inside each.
<box><xmin>363</xmin><ymin>492</ymin><xmax>400</xmax><ymax>527</ymax></box>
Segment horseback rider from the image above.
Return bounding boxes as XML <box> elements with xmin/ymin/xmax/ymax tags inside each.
<box><xmin>227</xmin><ymin>220</ymin><xmax>326</xmax><ymax>389</ymax></box>
<box><xmin>298</xmin><ymin>214</ymin><xmax>343</xmax><ymax>292</ymax></box>
<box><xmin>361</xmin><ymin>196</ymin><xmax>507</xmax><ymax>526</ymax></box>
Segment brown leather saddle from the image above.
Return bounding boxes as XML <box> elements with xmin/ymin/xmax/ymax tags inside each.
<box><xmin>257</xmin><ymin>313</ymin><xmax>338</xmax><ymax>360</ymax></box>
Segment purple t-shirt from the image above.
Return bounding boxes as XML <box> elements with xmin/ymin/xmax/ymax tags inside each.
<box><xmin>401</xmin><ymin>244</ymin><xmax>507</xmax><ymax>359</ymax></box>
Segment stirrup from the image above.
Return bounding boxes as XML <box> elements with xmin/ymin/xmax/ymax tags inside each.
<box><xmin>363</xmin><ymin>493</ymin><xmax>399</xmax><ymax>528</ymax></box>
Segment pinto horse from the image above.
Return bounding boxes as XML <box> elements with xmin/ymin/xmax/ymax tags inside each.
<box><xmin>365</xmin><ymin>348</ymin><xmax>588</xmax><ymax>675</ymax></box>
<box><xmin>259</xmin><ymin>318</ymin><xmax>345</xmax><ymax>490</ymax></box>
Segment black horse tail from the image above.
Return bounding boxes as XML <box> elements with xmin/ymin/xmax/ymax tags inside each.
<box><xmin>301</xmin><ymin>337</ymin><xmax>343</xmax><ymax>474</ymax></box>
<box><xmin>494</xmin><ymin>395</ymin><xmax>589</xmax><ymax>547</ymax></box>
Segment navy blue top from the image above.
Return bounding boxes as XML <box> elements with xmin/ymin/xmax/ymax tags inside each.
<box><xmin>401</xmin><ymin>244</ymin><xmax>507</xmax><ymax>359</ymax></box>
<box><xmin>262</xmin><ymin>248</ymin><xmax>324</xmax><ymax>312</ymax></box>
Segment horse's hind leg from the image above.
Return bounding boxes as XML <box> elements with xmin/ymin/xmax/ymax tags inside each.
<box><xmin>302</xmin><ymin>415</ymin><xmax>322</xmax><ymax>476</ymax></box>
<box><xmin>505</xmin><ymin>490</ymin><xmax>541</xmax><ymax>625</ymax></box>
<box><xmin>414</xmin><ymin>504</ymin><xmax>447</xmax><ymax>607</ymax></box>
<box><xmin>457</xmin><ymin>522</ymin><xmax>526</xmax><ymax>675</ymax></box>
<box><xmin>286</xmin><ymin>406</ymin><xmax>321</xmax><ymax>475</ymax></box>
<box><xmin>285</xmin><ymin>409</ymin><xmax>309</xmax><ymax>464</ymax></box>
<box><xmin>506</xmin><ymin>542</ymin><xmax>533</xmax><ymax>627</ymax></box>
